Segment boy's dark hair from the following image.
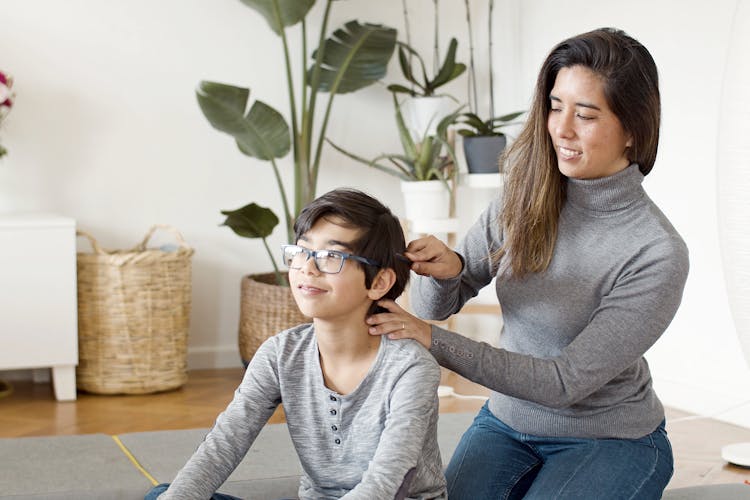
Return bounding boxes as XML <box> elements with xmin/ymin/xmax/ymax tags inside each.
<box><xmin>293</xmin><ymin>188</ymin><xmax>410</xmax><ymax>311</ymax></box>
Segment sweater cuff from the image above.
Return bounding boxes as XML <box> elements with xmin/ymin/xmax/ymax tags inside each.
<box><xmin>428</xmin><ymin>325</ymin><xmax>476</xmax><ymax>369</ymax></box>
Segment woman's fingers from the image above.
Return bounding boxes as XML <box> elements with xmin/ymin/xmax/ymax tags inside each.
<box><xmin>367</xmin><ymin>300</ymin><xmax>432</xmax><ymax>349</ymax></box>
<box><xmin>404</xmin><ymin>235</ymin><xmax>463</xmax><ymax>279</ymax></box>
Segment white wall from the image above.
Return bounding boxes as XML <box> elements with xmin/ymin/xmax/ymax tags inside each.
<box><xmin>2</xmin><ymin>1</ymin><xmax>748</xmax><ymax>428</ymax></box>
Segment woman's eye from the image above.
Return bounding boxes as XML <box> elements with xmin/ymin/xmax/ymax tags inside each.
<box><xmin>550</xmin><ymin>107</ymin><xmax>562</xmax><ymax>113</ymax></box>
<box><xmin>576</xmin><ymin>113</ymin><xmax>594</xmax><ymax>120</ymax></box>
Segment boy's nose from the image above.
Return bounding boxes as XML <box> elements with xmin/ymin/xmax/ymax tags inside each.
<box><xmin>300</xmin><ymin>254</ymin><xmax>320</xmax><ymax>274</ymax></box>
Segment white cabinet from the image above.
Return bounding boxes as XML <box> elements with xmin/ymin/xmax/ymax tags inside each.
<box><xmin>0</xmin><ymin>214</ymin><xmax>78</xmax><ymax>401</ymax></box>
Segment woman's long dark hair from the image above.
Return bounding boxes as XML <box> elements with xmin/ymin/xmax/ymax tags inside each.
<box><xmin>497</xmin><ymin>27</ymin><xmax>660</xmax><ymax>277</ymax></box>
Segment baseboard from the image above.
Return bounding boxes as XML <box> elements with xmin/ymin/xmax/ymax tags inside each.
<box><xmin>654</xmin><ymin>376</ymin><xmax>750</xmax><ymax>429</ymax></box>
<box><xmin>186</xmin><ymin>345</ymin><xmax>244</xmax><ymax>370</ymax></box>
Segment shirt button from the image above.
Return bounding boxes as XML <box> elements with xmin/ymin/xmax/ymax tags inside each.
<box><xmin>330</xmin><ymin>409</ymin><xmax>337</xmax><ymax>416</ymax></box>
<box><xmin>334</xmin><ymin>438</ymin><xmax>341</xmax><ymax>444</ymax></box>
<box><xmin>331</xmin><ymin>425</ymin><xmax>338</xmax><ymax>431</ymax></box>
<box><xmin>329</xmin><ymin>395</ymin><xmax>337</xmax><ymax>401</ymax></box>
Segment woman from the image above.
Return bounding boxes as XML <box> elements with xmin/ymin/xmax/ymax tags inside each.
<box><xmin>367</xmin><ymin>27</ymin><xmax>689</xmax><ymax>499</ymax></box>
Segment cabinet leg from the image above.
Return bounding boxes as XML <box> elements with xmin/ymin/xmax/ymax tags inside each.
<box><xmin>52</xmin><ymin>365</ymin><xmax>77</xmax><ymax>401</ymax></box>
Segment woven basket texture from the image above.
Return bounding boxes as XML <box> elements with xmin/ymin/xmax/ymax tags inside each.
<box><xmin>239</xmin><ymin>273</ymin><xmax>308</xmax><ymax>363</ymax></box>
<box><xmin>76</xmin><ymin>225</ymin><xmax>194</xmax><ymax>395</ymax></box>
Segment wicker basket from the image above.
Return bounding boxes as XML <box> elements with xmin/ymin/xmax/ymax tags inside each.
<box><xmin>238</xmin><ymin>273</ymin><xmax>308</xmax><ymax>364</ymax></box>
<box><xmin>76</xmin><ymin>225</ymin><xmax>194</xmax><ymax>395</ymax></box>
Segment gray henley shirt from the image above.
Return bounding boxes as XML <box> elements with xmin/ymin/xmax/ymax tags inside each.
<box><xmin>159</xmin><ymin>324</ymin><xmax>447</xmax><ymax>499</ymax></box>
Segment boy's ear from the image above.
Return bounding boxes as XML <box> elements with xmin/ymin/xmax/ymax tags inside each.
<box><xmin>367</xmin><ymin>268</ymin><xmax>396</xmax><ymax>301</ymax></box>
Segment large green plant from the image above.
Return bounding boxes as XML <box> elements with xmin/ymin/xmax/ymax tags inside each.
<box><xmin>196</xmin><ymin>0</ymin><xmax>397</xmax><ymax>284</ymax></box>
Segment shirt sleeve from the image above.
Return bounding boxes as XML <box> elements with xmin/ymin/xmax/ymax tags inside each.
<box><xmin>158</xmin><ymin>338</ymin><xmax>282</xmax><ymax>499</ymax></box>
<box><xmin>341</xmin><ymin>354</ymin><xmax>442</xmax><ymax>499</ymax></box>
<box><xmin>429</xmin><ymin>235</ymin><xmax>690</xmax><ymax>408</ymax></box>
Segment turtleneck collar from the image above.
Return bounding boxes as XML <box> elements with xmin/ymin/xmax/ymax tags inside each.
<box><xmin>565</xmin><ymin>163</ymin><xmax>645</xmax><ymax>213</ymax></box>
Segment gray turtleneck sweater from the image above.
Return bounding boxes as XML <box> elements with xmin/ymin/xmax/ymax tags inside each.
<box><xmin>412</xmin><ymin>164</ymin><xmax>689</xmax><ymax>439</ymax></box>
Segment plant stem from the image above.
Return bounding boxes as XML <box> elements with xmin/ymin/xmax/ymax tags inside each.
<box><xmin>489</xmin><ymin>0</ymin><xmax>495</xmax><ymax>118</ymax></box>
<box><xmin>311</xmin><ymin>27</ymin><xmax>375</xmax><ymax>189</ymax></box>
<box><xmin>272</xmin><ymin>0</ymin><xmax>298</xmax><ymax>239</ymax></box>
<box><xmin>433</xmin><ymin>0</ymin><xmax>440</xmax><ymax>76</ymax></box>
<box><xmin>464</xmin><ymin>0</ymin><xmax>478</xmax><ymax>114</ymax></box>
<box><xmin>261</xmin><ymin>236</ymin><xmax>286</xmax><ymax>286</ymax></box>
<box><xmin>401</xmin><ymin>0</ymin><xmax>415</xmax><ymax>95</ymax></box>
<box><xmin>303</xmin><ymin>0</ymin><xmax>333</xmax><ymax>215</ymax></box>
<box><xmin>269</xmin><ymin>158</ymin><xmax>294</xmax><ymax>243</ymax></box>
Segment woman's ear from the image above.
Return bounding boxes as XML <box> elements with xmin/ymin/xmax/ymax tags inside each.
<box><xmin>367</xmin><ymin>268</ymin><xmax>396</xmax><ymax>301</ymax></box>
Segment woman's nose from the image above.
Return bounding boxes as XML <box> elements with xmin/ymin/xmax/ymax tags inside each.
<box><xmin>553</xmin><ymin>112</ymin><xmax>575</xmax><ymax>139</ymax></box>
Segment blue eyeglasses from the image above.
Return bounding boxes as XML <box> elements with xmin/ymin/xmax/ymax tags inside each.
<box><xmin>281</xmin><ymin>244</ymin><xmax>381</xmax><ymax>274</ymax></box>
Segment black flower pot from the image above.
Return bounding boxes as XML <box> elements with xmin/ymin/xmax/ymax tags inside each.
<box><xmin>463</xmin><ymin>135</ymin><xmax>507</xmax><ymax>174</ymax></box>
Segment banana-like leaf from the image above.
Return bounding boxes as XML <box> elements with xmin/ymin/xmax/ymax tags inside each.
<box><xmin>311</xmin><ymin>21</ymin><xmax>397</xmax><ymax>94</ymax></box>
<box><xmin>238</xmin><ymin>0</ymin><xmax>315</xmax><ymax>36</ymax></box>
<box><xmin>196</xmin><ymin>81</ymin><xmax>290</xmax><ymax>161</ymax></box>
<box><xmin>221</xmin><ymin>203</ymin><xmax>279</xmax><ymax>239</ymax></box>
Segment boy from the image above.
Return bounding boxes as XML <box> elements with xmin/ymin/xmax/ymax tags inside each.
<box><xmin>147</xmin><ymin>188</ymin><xmax>446</xmax><ymax>499</ymax></box>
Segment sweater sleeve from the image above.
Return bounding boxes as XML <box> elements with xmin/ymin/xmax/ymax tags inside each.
<box><xmin>410</xmin><ymin>197</ymin><xmax>502</xmax><ymax>321</ymax></box>
<box><xmin>158</xmin><ymin>339</ymin><xmax>282</xmax><ymax>499</ymax></box>
<box><xmin>429</xmin><ymin>235</ymin><xmax>690</xmax><ymax>408</ymax></box>
<box><xmin>341</xmin><ymin>354</ymin><xmax>442</xmax><ymax>500</ymax></box>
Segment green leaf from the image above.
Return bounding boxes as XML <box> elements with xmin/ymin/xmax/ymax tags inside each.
<box><xmin>393</xmin><ymin>95</ymin><xmax>417</xmax><ymax>160</ymax></box>
<box><xmin>196</xmin><ymin>81</ymin><xmax>290</xmax><ymax>160</ymax></box>
<box><xmin>386</xmin><ymin>84</ymin><xmax>418</xmax><ymax>96</ymax></box>
<box><xmin>493</xmin><ymin>110</ymin><xmax>525</xmax><ymax>122</ymax></box>
<box><xmin>311</xmin><ymin>21</ymin><xmax>397</xmax><ymax>94</ymax></box>
<box><xmin>220</xmin><ymin>203</ymin><xmax>279</xmax><ymax>239</ymax></box>
<box><xmin>238</xmin><ymin>0</ymin><xmax>315</xmax><ymax>36</ymax></box>
<box><xmin>430</xmin><ymin>38</ymin><xmax>467</xmax><ymax>90</ymax></box>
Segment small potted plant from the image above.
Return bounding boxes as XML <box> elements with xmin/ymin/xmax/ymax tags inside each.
<box><xmin>0</xmin><ymin>69</ymin><xmax>15</xmax><ymax>159</ymax></box>
<box><xmin>389</xmin><ymin>0</ymin><xmax>466</xmax><ymax>142</ymax></box>
<box><xmin>329</xmin><ymin>95</ymin><xmax>463</xmax><ymax>222</ymax></box>
<box><xmin>458</xmin><ymin>0</ymin><xmax>524</xmax><ymax>174</ymax></box>
<box><xmin>196</xmin><ymin>0</ymin><xmax>397</xmax><ymax>362</ymax></box>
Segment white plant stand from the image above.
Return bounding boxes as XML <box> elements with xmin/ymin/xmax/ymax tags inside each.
<box><xmin>0</xmin><ymin>213</ymin><xmax>78</xmax><ymax>401</ymax></box>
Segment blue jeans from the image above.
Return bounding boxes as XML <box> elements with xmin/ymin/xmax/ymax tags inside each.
<box><xmin>446</xmin><ymin>403</ymin><xmax>673</xmax><ymax>500</ymax></box>
<box><xmin>144</xmin><ymin>483</ymin><xmax>241</xmax><ymax>500</ymax></box>
<box><xmin>144</xmin><ymin>484</ymin><xmax>297</xmax><ymax>500</ymax></box>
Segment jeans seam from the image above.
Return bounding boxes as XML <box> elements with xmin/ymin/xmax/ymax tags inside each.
<box><xmin>628</xmin><ymin>433</ymin><xmax>661</xmax><ymax>500</ymax></box>
<box><xmin>552</xmin><ymin>442</ymin><xmax>596</xmax><ymax>498</ymax></box>
<box><xmin>446</xmin><ymin>426</ymin><xmax>474</xmax><ymax>499</ymax></box>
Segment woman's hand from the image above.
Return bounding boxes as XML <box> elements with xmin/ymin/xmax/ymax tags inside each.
<box><xmin>367</xmin><ymin>299</ymin><xmax>432</xmax><ymax>350</ymax></box>
<box><xmin>405</xmin><ymin>235</ymin><xmax>463</xmax><ymax>279</ymax></box>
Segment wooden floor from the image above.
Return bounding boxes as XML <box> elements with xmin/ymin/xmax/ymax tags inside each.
<box><xmin>1</xmin><ymin>368</ymin><xmax>749</xmax><ymax>491</ymax></box>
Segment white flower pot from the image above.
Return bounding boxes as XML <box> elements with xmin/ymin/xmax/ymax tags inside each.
<box><xmin>400</xmin><ymin>180</ymin><xmax>451</xmax><ymax>221</ymax></box>
<box><xmin>400</xmin><ymin>96</ymin><xmax>455</xmax><ymax>141</ymax></box>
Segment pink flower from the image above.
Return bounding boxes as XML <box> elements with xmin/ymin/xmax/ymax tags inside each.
<box><xmin>1</xmin><ymin>69</ymin><xmax>14</xmax><ymax>158</ymax></box>
<box><xmin>0</xmin><ymin>70</ymin><xmax>14</xmax><ymax>114</ymax></box>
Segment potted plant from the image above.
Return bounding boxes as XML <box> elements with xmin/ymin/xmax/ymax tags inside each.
<box><xmin>388</xmin><ymin>0</ymin><xmax>466</xmax><ymax>142</ymax></box>
<box><xmin>458</xmin><ymin>0</ymin><xmax>524</xmax><ymax>174</ymax></box>
<box><xmin>195</xmin><ymin>0</ymin><xmax>397</xmax><ymax>362</ymax></box>
<box><xmin>329</xmin><ymin>95</ymin><xmax>462</xmax><ymax>222</ymax></box>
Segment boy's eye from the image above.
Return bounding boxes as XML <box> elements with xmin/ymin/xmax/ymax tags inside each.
<box><xmin>317</xmin><ymin>250</ymin><xmax>340</xmax><ymax>261</ymax></box>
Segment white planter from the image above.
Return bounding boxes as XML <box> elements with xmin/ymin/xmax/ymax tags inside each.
<box><xmin>400</xmin><ymin>95</ymin><xmax>455</xmax><ymax>141</ymax></box>
<box><xmin>400</xmin><ymin>180</ymin><xmax>451</xmax><ymax>221</ymax></box>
